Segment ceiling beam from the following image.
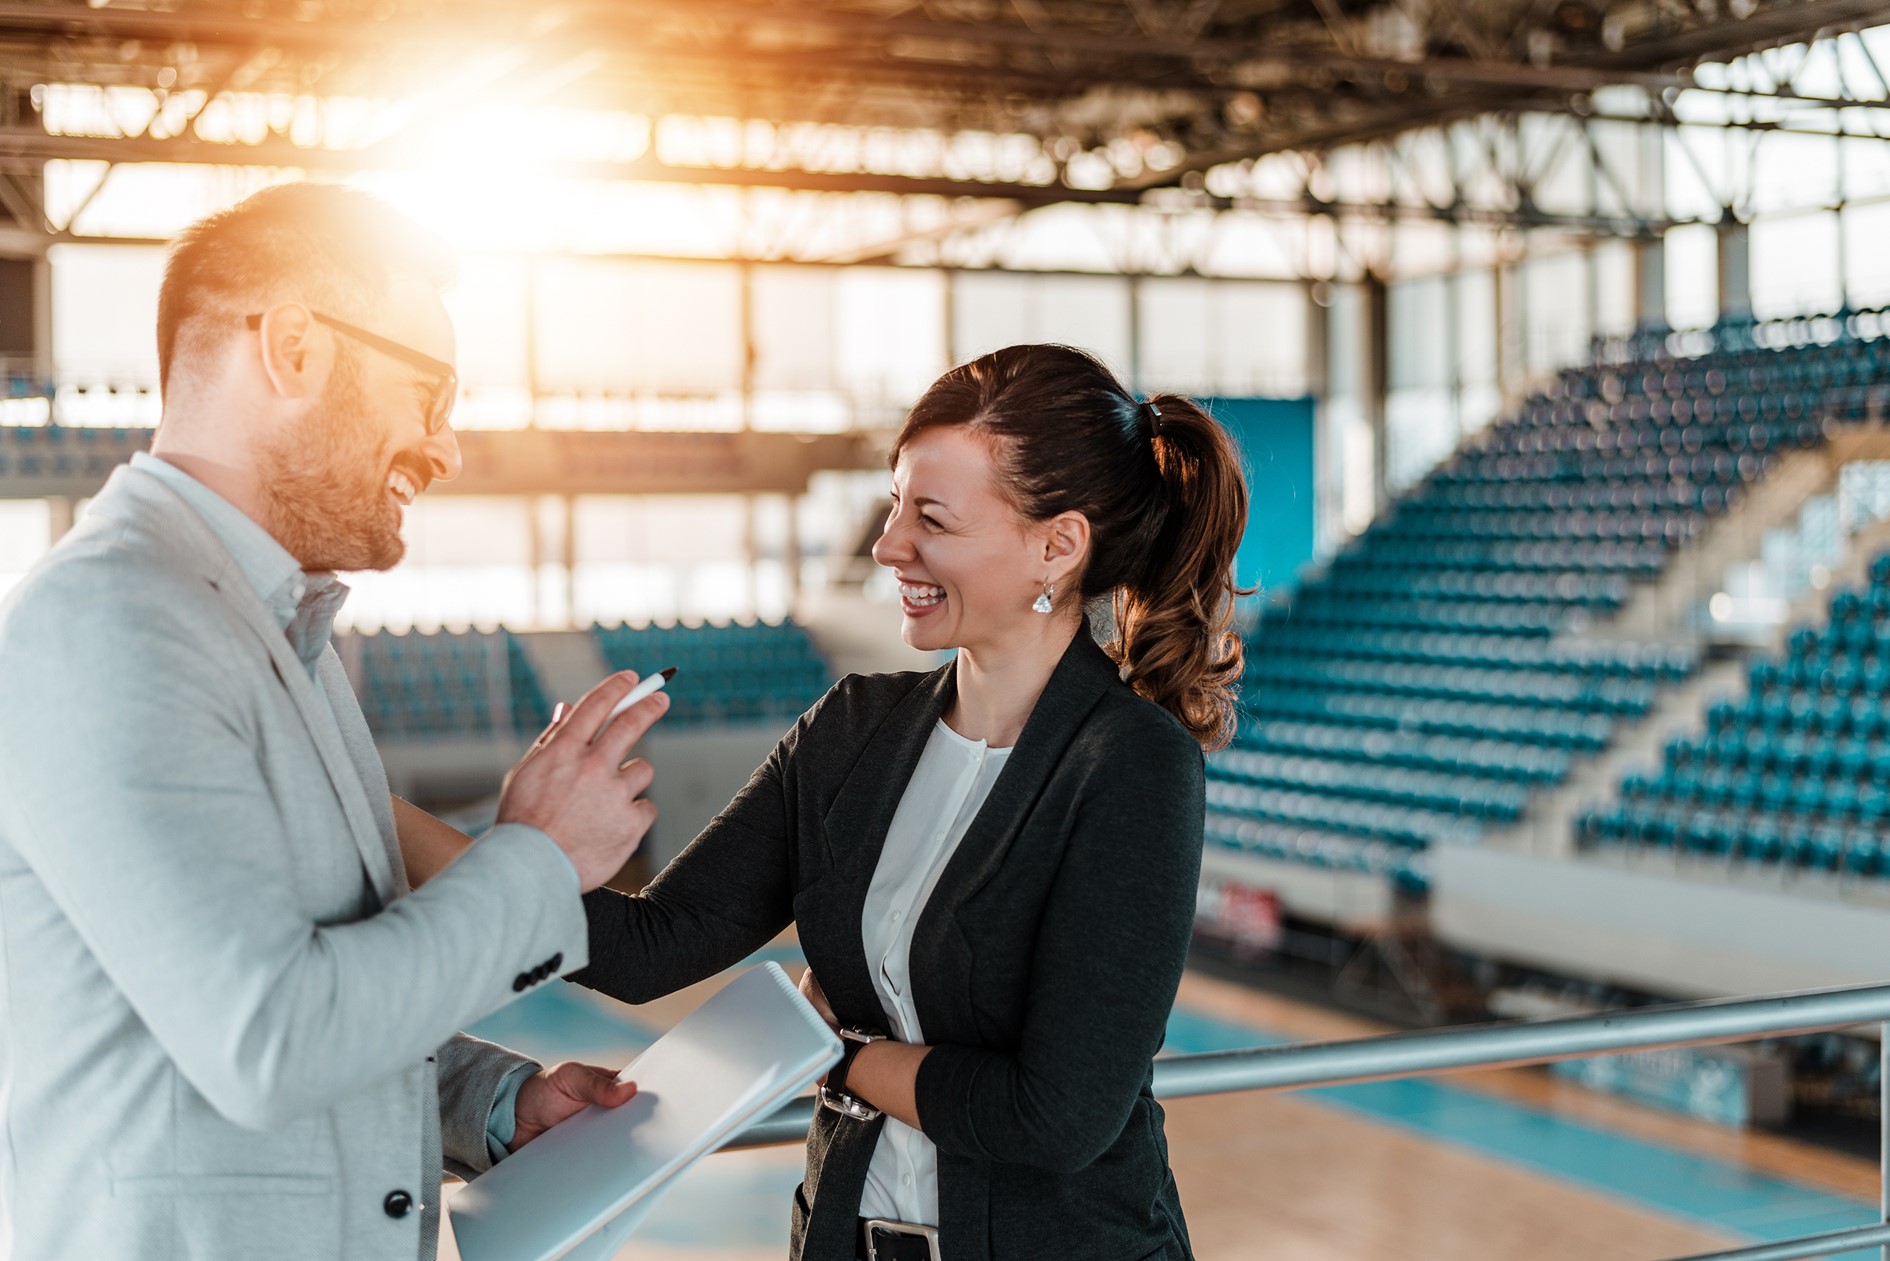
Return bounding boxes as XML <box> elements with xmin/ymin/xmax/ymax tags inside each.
<box><xmin>1575</xmin><ymin>0</ymin><xmax>1890</xmax><ymax>71</ymax></box>
<box><xmin>0</xmin><ymin>143</ymin><xmax>1683</xmax><ymax>241</ymax></box>
<box><xmin>0</xmin><ymin>0</ymin><xmax>1869</xmax><ymax>238</ymax></box>
<box><xmin>0</xmin><ymin>7</ymin><xmax>1697</xmax><ymax>97</ymax></box>
<box><xmin>0</xmin><ymin>126</ymin><xmax>1151</xmax><ymax>207</ymax></box>
<box><xmin>810</xmin><ymin>200</ymin><xmax>1030</xmax><ymax>266</ymax></box>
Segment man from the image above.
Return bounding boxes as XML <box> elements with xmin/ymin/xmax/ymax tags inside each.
<box><xmin>0</xmin><ymin>183</ymin><xmax>666</xmax><ymax>1260</ymax></box>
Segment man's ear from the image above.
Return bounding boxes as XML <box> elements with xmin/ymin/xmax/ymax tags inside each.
<box><xmin>253</xmin><ymin>304</ymin><xmax>325</xmax><ymax>402</ymax></box>
<box><xmin>1042</xmin><ymin>510</ymin><xmax>1091</xmax><ymax>587</ymax></box>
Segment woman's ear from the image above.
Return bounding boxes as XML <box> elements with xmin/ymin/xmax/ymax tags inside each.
<box><xmin>1042</xmin><ymin>510</ymin><xmax>1091</xmax><ymax>586</ymax></box>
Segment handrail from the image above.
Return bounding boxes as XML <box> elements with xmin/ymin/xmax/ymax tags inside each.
<box><xmin>1152</xmin><ymin>981</ymin><xmax>1890</xmax><ymax>1097</ymax></box>
<box><xmin>722</xmin><ymin>980</ymin><xmax>1890</xmax><ymax>1260</ymax></box>
<box><xmin>1670</xmin><ymin>1225</ymin><xmax>1890</xmax><ymax>1261</ymax></box>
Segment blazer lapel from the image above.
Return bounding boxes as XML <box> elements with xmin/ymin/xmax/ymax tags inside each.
<box><xmin>910</xmin><ymin>631</ymin><xmax>1119</xmax><ymax>946</ymax></box>
<box><xmin>317</xmin><ymin>648</ymin><xmax>406</xmax><ymax>898</ymax></box>
<box><xmin>89</xmin><ymin>468</ymin><xmax>401</xmax><ymax>907</ymax></box>
<box><xmin>223</xmin><ymin>588</ymin><xmax>400</xmax><ymax>905</ymax></box>
<box><xmin>798</xmin><ymin>660</ymin><xmax>955</xmax><ymax>1026</ymax></box>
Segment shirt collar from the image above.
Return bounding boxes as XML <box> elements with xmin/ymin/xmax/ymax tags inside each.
<box><xmin>132</xmin><ymin>452</ymin><xmax>349</xmax><ymax>673</ymax></box>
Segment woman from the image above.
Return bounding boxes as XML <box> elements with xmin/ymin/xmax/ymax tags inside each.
<box><xmin>445</xmin><ymin>344</ymin><xmax>1247</xmax><ymax>1260</ymax></box>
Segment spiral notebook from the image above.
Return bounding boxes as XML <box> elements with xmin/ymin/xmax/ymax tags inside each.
<box><xmin>449</xmin><ymin>961</ymin><xmax>842</xmax><ymax>1261</ymax></box>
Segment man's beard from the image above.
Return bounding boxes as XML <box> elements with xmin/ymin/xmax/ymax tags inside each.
<box><xmin>256</xmin><ymin>354</ymin><xmax>410</xmax><ymax>573</ymax></box>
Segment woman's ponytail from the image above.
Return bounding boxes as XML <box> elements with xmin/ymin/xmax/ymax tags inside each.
<box><xmin>891</xmin><ymin>345</ymin><xmax>1250</xmax><ymax>750</ymax></box>
<box><xmin>1112</xmin><ymin>395</ymin><xmax>1249</xmax><ymax>751</ymax></box>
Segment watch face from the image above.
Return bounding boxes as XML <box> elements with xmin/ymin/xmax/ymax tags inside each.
<box><xmin>818</xmin><ymin>1085</ymin><xmax>882</xmax><ymax>1123</ymax></box>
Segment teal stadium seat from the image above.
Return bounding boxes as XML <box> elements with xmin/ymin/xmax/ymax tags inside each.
<box><xmin>1577</xmin><ymin>535</ymin><xmax>1890</xmax><ymax>875</ymax></box>
<box><xmin>1212</xmin><ymin>312</ymin><xmax>1890</xmax><ymax>895</ymax></box>
<box><xmin>338</xmin><ymin>628</ymin><xmax>551</xmax><ymax>742</ymax></box>
<box><xmin>591</xmin><ymin>620</ymin><xmax>834</xmax><ymax>728</ymax></box>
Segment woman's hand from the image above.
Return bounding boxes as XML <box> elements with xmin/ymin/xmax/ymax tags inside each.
<box><xmin>799</xmin><ymin>966</ymin><xmax>928</xmax><ymax>1128</ymax></box>
<box><xmin>799</xmin><ymin>966</ymin><xmax>838</xmax><ymax>1029</ymax></box>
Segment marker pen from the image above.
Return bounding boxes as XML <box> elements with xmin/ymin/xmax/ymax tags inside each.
<box><xmin>603</xmin><ymin>666</ymin><xmax>677</xmax><ymax>726</ymax></box>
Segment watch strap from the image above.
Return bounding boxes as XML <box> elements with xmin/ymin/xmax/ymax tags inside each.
<box><xmin>827</xmin><ymin>1035</ymin><xmax>865</xmax><ymax>1097</ymax></box>
<box><xmin>829</xmin><ymin>1026</ymin><xmax>886</xmax><ymax>1096</ymax></box>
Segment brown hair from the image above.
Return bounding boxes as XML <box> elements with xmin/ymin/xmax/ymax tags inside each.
<box><xmin>156</xmin><ymin>182</ymin><xmax>455</xmax><ymax>397</ymax></box>
<box><xmin>892</xmin><ymin>344</ymin><xmax>1250</xmax><ymax>749</ymax></box>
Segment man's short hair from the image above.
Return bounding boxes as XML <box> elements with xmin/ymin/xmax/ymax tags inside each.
<box><xmin>155</xmin><ymin>182</ymin><xmax>456</xmax><ymax>397</ymax></box>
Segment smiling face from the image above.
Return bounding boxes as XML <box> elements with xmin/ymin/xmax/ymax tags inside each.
<box><xmin>257</xmin><ymin>277</ymin><xmax>463</xmax><ymax>572</ymax></box>
<box><xmin>872</xmin><ymin>426</ymin><xmax>1078</xmax><ymax>655</ymax></box>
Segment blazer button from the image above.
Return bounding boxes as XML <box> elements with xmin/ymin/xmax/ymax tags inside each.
<box><xmin>513</xmin><ymin>973</ymin><xmax>531</xmax><ymax>992</ymax></box>
<box><xmin>384</xmin><ymin>1189</ymin><xmax>414</xmax><ymax>1219</ymax></box>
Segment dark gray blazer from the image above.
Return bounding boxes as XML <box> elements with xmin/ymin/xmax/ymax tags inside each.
<box><xmin>575</xmin><ymin>629</ymin><xmax>1205</xmax><ymax>1261</ymax></box>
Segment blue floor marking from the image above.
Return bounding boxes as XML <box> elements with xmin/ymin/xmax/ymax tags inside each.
<box><xmin>1163</xmin><ymin>1006</ymin><xmax>1877</xmax><ymax>1256</ymax></box>
<box><xmin>464</xmin><ymin>979</ymin><xmax>662</xmax><ymax>1066</ymax></box>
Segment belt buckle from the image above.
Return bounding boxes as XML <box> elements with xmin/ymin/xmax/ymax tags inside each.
<box><xmin>864</xmin><ymin>1218</ymin><xmax>942</xmax><ymax>1261</ymax></box>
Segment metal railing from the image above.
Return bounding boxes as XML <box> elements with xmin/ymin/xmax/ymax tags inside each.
<box><xmin>727</xmin><ymin>981</ymin><xmax>1890</xmax><ymax>1260</ymax></box>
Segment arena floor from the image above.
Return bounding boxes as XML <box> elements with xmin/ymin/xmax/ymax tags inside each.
<box><xmin>438</xmin><ymin>952</ymin><xmax>1879</xmax><ymax>1261</ymax></box>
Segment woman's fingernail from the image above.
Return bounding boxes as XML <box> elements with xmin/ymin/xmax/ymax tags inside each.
<box><xmin>552</xmin><ymin>702</ymin><xmax>568</xmax><ymax>723</ymax></box>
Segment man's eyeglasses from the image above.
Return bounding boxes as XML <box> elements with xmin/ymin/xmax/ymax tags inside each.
<box><xmin>245</xmin><ymin>309</ymin><xmax>457</xmax><ymax>435</ymax></box>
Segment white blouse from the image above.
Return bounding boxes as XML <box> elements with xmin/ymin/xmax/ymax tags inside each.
<box><xmin>857</xmin><ymin>719</ymin><xmax>1013</xmax><ymax>1226</ymax></box>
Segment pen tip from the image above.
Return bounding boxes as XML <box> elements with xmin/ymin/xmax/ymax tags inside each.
<box><xmin>658</xmin><ymin>666</ymin><xmax>678</xmax><ymax>680</ymax></box>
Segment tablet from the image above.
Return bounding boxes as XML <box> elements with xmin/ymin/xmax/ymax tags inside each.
<box><xmin>449</xmin><ymin>961</ymin><xmax>842</xmax><ymax>1261</ymax></box>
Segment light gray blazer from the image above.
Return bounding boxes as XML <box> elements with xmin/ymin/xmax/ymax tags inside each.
<box><xmin>0</xmin><ymin>464</ymin><xmax>589</xmax><ymax>1261</ymax></box>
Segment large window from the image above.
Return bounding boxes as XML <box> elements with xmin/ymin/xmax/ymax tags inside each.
<box><xmin>1137</xmin><ymin>278</ymin><xmax>1308</xmax><ymax>399</ymax></box>
<box><xmin>951</xmin><ymin>272</ymin><xmax>1133</xmax><ymax>377</ymax></box>
<box><xmin>50</xmin><ymin>244</ymin><xmax>165</xmax><ymax>392</ymax></box>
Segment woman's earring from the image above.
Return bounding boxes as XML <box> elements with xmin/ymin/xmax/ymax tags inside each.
<box><xmin>1032</xmin><ymin>580</ymin><xmax>1055</xmax><ymax>614</ymax></box>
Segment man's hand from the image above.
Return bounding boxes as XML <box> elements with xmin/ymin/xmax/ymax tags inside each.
<box><xmin>497</xmin><ymin>672</ymin><xmax>669</xmax><ymax>891</ymax></box>
<box><xmin>508</xmin><ymin>1061</ymin><xmax>639</xmax><ymax>1153</ymax></box>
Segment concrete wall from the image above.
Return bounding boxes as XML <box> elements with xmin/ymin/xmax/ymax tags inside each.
<box><xmin>1200</xmin><ymin>846</ymin><xmax>1394</xmax><ymax>931</ymax></box>
<box><xmin>1434</xmin><ymin>845</ymin><xmax>1890</xmax><ymax>998</ymax></box>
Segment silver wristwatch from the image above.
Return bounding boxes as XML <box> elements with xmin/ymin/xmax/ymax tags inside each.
<box><xmin>817</xmin><ymin>1026</ymin><xmax>888</xmax><ymax>1121</ymax></box>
